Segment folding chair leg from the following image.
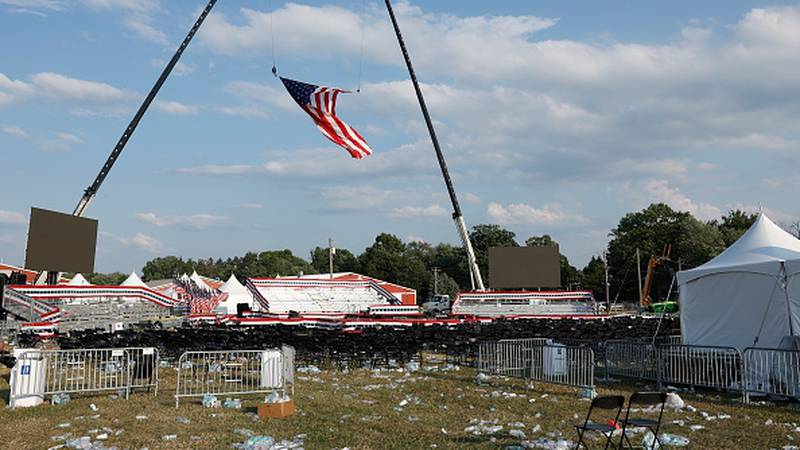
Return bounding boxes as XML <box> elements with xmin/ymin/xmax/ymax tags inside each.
<box><xmin>574</xmin><ymin>429</ymin><xmax>587</xmax><ymax>450</ymax></box>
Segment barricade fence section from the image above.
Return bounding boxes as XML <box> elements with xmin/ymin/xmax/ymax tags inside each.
<box><xmin>10</xmin><ymin>347</ymin><xmax>159</xmax><ymax>407</ymax></box>
<box><xmin>604</xmin><ymin>340</ymin><xmax>658</xmax><ymax>381</ymax></box>
<box><xmin>743</xmin><ymin>347</ymin><xmax>800</xmax><ymax>401</ymax></box>
<box><xmin>479</xmin><ymin>340</ymin><xmax>534</xmax><ymax>378</ymax></box>
<box><xmin>175</xmin><ymin>346</ymin><xmax>295</xmax><ymax>407</ymax></box>
<box><xmin>529</xmin><ymin>344</ymin><xmax>594</xmax><ymax>389</ymax></box>
<box><xmin>479</xmin><ymin>339</ymin><xmax>595</xmax><ymax>389</ymax></box>
<box><xmin>656</xmin><ymin>345</ymin><xmax>742</xmax><ymax>392</ymax></box>
<box><xmin>125</xmin><ymin>347</ymin><xmax>160</xmax><ymax>395</ymax></box>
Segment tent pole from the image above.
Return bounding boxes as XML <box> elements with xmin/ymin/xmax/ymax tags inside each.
<box><xmin>782</xmin><ymin>262</ymin><xmax>795</xmax><ymax>337</ymax></box>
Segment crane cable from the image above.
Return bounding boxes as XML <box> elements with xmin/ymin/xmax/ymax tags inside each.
<box><xmin>356</xmin><ymin>0</ymin><xmax>366</xmax><ymax>92</ymax></box>
<box><xmin>270</xmin><ymin>0</ymin><xmax>277</xmax><ymax>77</ymax></box>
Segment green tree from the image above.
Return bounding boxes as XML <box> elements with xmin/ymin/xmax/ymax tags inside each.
<box><xmin>712</xmin><ymin>209</ymin><xmax>758</xmax><ymax>247</ymax></box>
<box><xmin>432</xmin><ymin>271</ymin><xmax>460</xmax><ymax>301</ymax></box>
<box><xmin>581</xmin><ymin>256</ymin><xmax>607</xmax><ymax>302</ymax></box>
<box><xmin>310</xmin><ymin>246</ymin><xmax>358</xmax><ymax>274</ymax></box>
<box><xmin>429</xmin><ymin>243</ymin><xmax>470</xmax><ymax>291</ymax></box>
<box><xmin>469</xmin><ymin>224</ymin><xmax>518</xmax><ymax>283</ymax></box>
<box><xmin>358</xmin><ymin>234</ymin><xmax>430</xmax><ymax>297</ymax></box>
<box><xmin>141</xmin><ymin>256</ymin><xmax>193</xmax><ymax>281</ymax></box>
<box><xmin>256</xmin><ymin>250</ymin><xmax>314</xmax><ymax>277</ymax></box>
<box><xmin>607</xmin><ymin>203</ymin><xmax>725</xmax><ymax>303</ymax></box>
<box><xmin>525</xmin><ymin>234</ymin><xmax>582</xmax><ymax>288</ymax></box>
<box><xmin>87</xmin><ymin>272</ymin><xmax>128</xmax><ymax>285</ymax></box>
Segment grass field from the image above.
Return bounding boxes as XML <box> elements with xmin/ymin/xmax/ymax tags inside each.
<box><xmin>0</xmin><ymin>362</ymin><xmax>797</xmax><ymax>449</ymax></box>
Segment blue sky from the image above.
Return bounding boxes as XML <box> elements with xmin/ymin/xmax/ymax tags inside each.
<box><xmin>2</xmin><ymin>0</ymin><xmax>800</xmax><ymax>273</ymax></box>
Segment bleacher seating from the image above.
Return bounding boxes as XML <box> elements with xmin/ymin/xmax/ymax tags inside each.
<box><xmin>453</xmin><ymin>291</ymin><xmax>596</xmax><ymax>317</ymax></box>
<box><xmin>248</xmin><ymin>279</ymin><xmax>390</xmax><ymax>314</ymax></box>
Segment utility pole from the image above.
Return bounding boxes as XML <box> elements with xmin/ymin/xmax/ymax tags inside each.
<box><xmin>636</xmin><ymin>248</ymin><xmax>643</xmax><ymax>305</ymax></box>
<box><xmin>432</xmin><ymin>267</ymin><xmax>440</xmax><ymax>295</ymax></box>
<box><xmin>328</xmin><ymin>238</ymin><xmax>335</xmax><ymax>279</ymax></box>
<box><xmin>604</xmin><ymin>251</ymin><xmax>610</xmax><ymax>310</ymax></box>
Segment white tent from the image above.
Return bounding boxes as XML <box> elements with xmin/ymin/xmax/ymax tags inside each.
<box><xmin>677</xmin><ymin>214</ymin><xmax>800</xmax><ymax>351</ymax></box>
<box><xmin>67</xmin><ymin>273</ymin><xmax>91</xmax><ymax>286</ymax></box>
<box><xmin>190</xmin><ymin>270</ymin><xmax>211</xmax><ymax>291</ymax></box>
<box><xmin>121</xmin><ymin>271</ymin><xmax>147</xmax><ymax>287</ymax></box>
<box><xmin>216</xmin><ymin>274</ymin><xmax>254</xmax><ymax>314</ymax></box>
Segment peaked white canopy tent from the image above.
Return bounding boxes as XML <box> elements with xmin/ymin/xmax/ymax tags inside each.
<box><xmin>67</xmin><ymin>273</ymin><xmax>91</xmax><ymax>286</ymax></box>
<box><xmin>120</xmin><ymin>271</ymin><xmax>147</xmax><ymax>288</ymax></box>
<box><xmin>216</xmin><ymin>274</ymin><xmax>254</xmax><ymax>315</ymax></box>
<box><xmin>190</xmin><ymin>270</ymin><xmax>211</xmax><ymax>291</ymax></box>
<box><xmin>677</xmin><ymin>214</ymin><xmax>800</xmax><ymax>351</ymax></box>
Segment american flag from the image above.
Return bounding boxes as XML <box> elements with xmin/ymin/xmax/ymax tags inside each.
<box><xmin>280</xmin><ymin>77</ymin><xmax>373</xmax><ymax>159</ymax></box>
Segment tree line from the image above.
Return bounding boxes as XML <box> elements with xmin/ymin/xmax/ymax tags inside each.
<box><xmin>85</xmin><ymin>203</ymin><xmax>764</xmax><ymax>304</ymax></box>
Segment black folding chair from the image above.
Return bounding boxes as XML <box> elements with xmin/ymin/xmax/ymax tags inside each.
<box><xmin>574</xmin><ymin>395</ymin><xmax>625</xmax><ymax>449</ymax></box>
<box><xmin>618</xmin><ymin>391</ymin><xmax>667</xmax><ymax>449</ymax></box>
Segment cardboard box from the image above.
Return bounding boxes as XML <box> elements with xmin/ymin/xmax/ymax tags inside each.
<box><xmin>257</xmin><ymin>399</ymin><xmax>295</xmax><ymax>419</ymax></box>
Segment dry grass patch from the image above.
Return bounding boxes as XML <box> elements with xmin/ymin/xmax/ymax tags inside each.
<box><xmin>0</xmin><ymin>365</ymin><xmax>797</xmax><ymax>449</ymax></box>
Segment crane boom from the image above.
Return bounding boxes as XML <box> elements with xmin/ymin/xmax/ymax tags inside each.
<box><xmin>385</xmin><ymin>0</ymin><xmax>485</xmax><ymax>291</ymax></box>
<box><xmin>73</xmin><ymin>0</ymin><xmax>219</xmax><ymax>217</ymax></box>
<box><xmin>640</xmin><ymin>244</ymin><xmax>671</xmax><ymax>309</ymax></box>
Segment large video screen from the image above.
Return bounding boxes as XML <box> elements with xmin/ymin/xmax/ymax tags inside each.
<box><xmin>489</xmin><ymin>246</ymin><xmax>560</xmax><ymax>289</ymax></box>
<box><xmin>25</xmin><ymin>207</ymin><xmax>98</xmax><ymax>274</ymax></box>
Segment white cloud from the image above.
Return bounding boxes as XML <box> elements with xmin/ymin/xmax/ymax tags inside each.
<box><xmin>201</xmin><ymin>3</ymin><xmax>555</xmax><ymax>73</ymax></box>
<box><xmin>118</xmin><ymin>232</ymin><xmax>165</xmax><ymax>254</ymax></box>
<box><xmin>390</xmin><ymin>204</ymin><xmax>447</xmax><ymax>218</ymax></box>
<box><xmin>736</xmin><ymin>7</ymin><xmax>800</xmax><ymax>48</ymax></box>
<box><xmin>135</xmin><ymin>212</ymin><xmax>229</xmax><ymax>230</ymax></box>
<box><xmin>463</xmin><ymin>193</ymin><xmax>481</xmax><ymax>204</ymax></box>
<box><xmin>223</xmin><ymin>81</ymin><xmax>296</xmax><ymax>112</ymax></box>
<box><xmin>124</xmin><ymin>16</ymin><xmax>167</xmax><ymax>44</ymax></box>
<box><xmin>2</xmin><ymin>125</ymin><xmax>30</xmax><ymax>139</ymax></box>
<box><xmin>0</xmin><ymin>72</ymin><xmax>34</xmax><ymax>106</ymax></box>
<box><xmin>215</xmin><ymin>105</ymin><xmax>269</xmax><ymax>119</ymax></box>
<box><xmin>151</xmin><ymin>59</ymin><xmax>194</xmax><ymax>76</ymax></box>
<box><xmin>81</xmin><ymin>0</ymin><xmax>159</xmax><ymax>13</ymax></box>
<box><xmin>31</xmin><ymin>72</ymin><xmax>135</xmax><ymax>102</ymax></box>
<box><xmin>405</xmin><ymin>235</ymin><xmax>427</xmax><ymax>244</ymax></box>
<box><xmin>0</xmin><ymin>0</ymin><xmax>64</xmax><ymax>10</ymax></box>
<box><xmin>36</xmin><ymin>132</ymin><xmax>83</xmax><ymax>152</ymax></box>
<box><xmin>487</xmin><ymin>202</ymin><xmax>589</xmax><ymax>226</ymax></box>
<box><xmin>155</xmin><ymin>100</ymin><xmax>199</xmax><ymax>115</ymax></box>
<box><xmin>238</xmin><ymin>203</ymin><xmax>263</xmax><ymax>209</ymax></box>
<box><xmin>2</xmin><ymin>125</ymin><xmax>83</xmax><ymax>151</ymax></box>
<box><xmin>0</xmin><ymin>210</ymin><xmax>26</xmax><ymax>226</ymax></box>
<box><xmin>642</xmin><ymin>180</ymin><xmax>722</xmax><ymax>221</ymax></box>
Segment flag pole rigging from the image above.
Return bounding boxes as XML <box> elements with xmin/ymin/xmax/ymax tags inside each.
<box><xmin>384</xmin><ymin>0</ymin><xmax>485</xmax><ymax>291</ymax></box>
<box><xmin>72</xmin><ymin>0</ymin><xmax>219</xmax><ymax>217</ymax></box>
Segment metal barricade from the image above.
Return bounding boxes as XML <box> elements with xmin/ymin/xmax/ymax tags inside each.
<box><xmin>479</xmin><ymin>339</ymin><xmax>546</xmax><ymax>378</ymax></box>
<box><xmin>529</xmin><ymin>344</ymin><xmax>594</xmax><ymax>389</ymax></box>
<box><xmin>175</xmin><ymin>346</ymin><xmax>295</xmax><ymax>407</ymax></box>
<box><xmin>604</xmin><ymin>340</ymin><xmax>658</xmax><ymax>380</ymax></box>
<box><xmin>125</xmin><ymin>347</ymin><xmax>159</xmax><ymax>395</ymax></box>
<box><xmin>743</xmin><ymin>347</ymin><xmax>800</xmax><ymax>401</ymax></box>
<box><xmin>10</xmin><ymin>348</ymin><xmax>133</xmax><ymax>407</ymax></box>
<box><xmin>657</xmin><ymin>345</ymin><xmax>742</xmax><ymax>393</ymax></box>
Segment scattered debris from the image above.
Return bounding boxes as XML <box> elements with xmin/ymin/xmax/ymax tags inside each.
<box><xmin>510</xmin><ymin>429</ymin><xmax>527</xmax><ymax>439</ymax></box>
<box><xmin>162</xmin><ymin>434</ymin><xmax>177</xmax><ymax>441</ymax></box>
<box><xmin>235</xmin><ymin>428</ymin><xmax>255</xmax><ymax>438</ymax></box>
<box><xmin>665</xmin><ymin>393</ymin><xmax>685</xmax><ymax>409</ymax></box>
<box><xmin>224</xmin><ymin>397</ymin><xmax>242</xmax><ymax>409</ymax></box>
<box><xmin>52</xmin><ymin>393</ymin><xmax>71</xmax><ymax>405</ymax></box>
<box><xmin>578</xmin><ymin>388</ymin><xmax>597</xmax><ymax>400</ymax></box>
<box><xmin>176</xmin><ymin>416</ymin><xmax>191</xmax><ymax>425</ymax></box>
<box><xmin>203</xmin><ymin>394</ymin><xmax>221</xmax><ymax>408</ymax></box>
